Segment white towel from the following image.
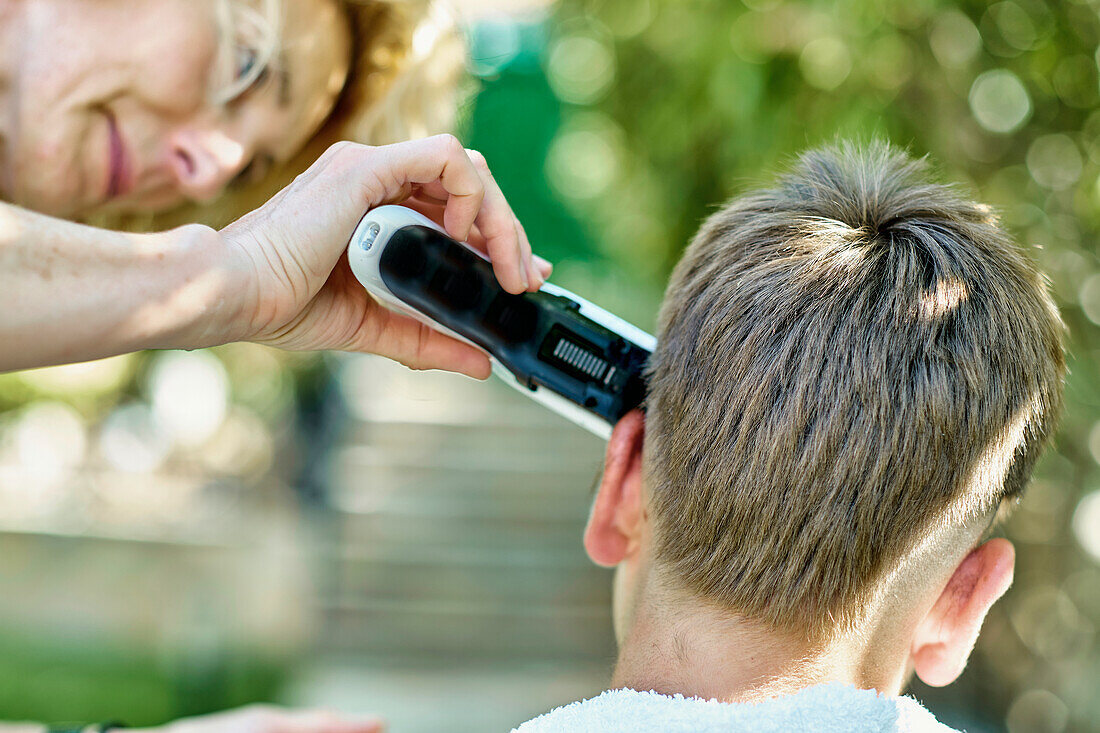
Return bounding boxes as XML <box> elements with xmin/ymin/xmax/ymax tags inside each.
<box><xmin>513</xmin><ymin>683</ymin><xmax>960</xmax><ymax>733</ymax></box>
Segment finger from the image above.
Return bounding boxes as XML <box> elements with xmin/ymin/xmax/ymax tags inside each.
<box><xmin>462</xmin><ymin>221</ymin><xmax>489</xmax><ymax>254</ymax></box>
<box><xmin>283</xmin><ymin>711</ymin><xmax>385</xmax><ymax>733</ymax></box>
<box><xmin>402</xmin><ymin>192</ymin><xmax>489</xmax><ymax>253</ymax></box>
<box><xmin>464</xmin><ymin>149</ymin><xmax>527</xmax><ymax>293</ymax></box>
<box><xmin>515</xmin><ymin>218</ymin><xmax>541</xmax><ymax>290</ymax></box>
<box><xmin>401</xmin><ymin>195</ymin><xmax>495</xmax><ymax>268</ymax></box>
<box><xmin>409</xmin><ymin>155</ymin><xmax>527</xmax><ymax>293</ymax></box>
<box><xmin>535</xmin><ymin>255</ymin><xmax>553</xmax><ymax>279</ymax></box>
<box><xmin>369</xmin><ymin>135</ymin><xmax>484</xmax><ymax>240</ymax></box>
<box><xmin>400</xmin><ymin>194</ymin><xmax>447</xmax><ymax>225</ymax></box>
<box><xmin>516</xmin><ymin>219</ymin><xmax>538</xmax><ymax>292</ymax></box>
<box><xmin>314</xmin><ymin>718</ymin><xmax>385</xmax><ymax>733</ymax></box>
<box><xmin>408</xmin><ymin>180</ymin><xmax>454</xmax><ymax>207</ymax></box>
<box><xmin>407</xmin><ymin>175</ymin><xmax>522</xmax><ymax>266</ymax></box>
<box><xmin>323</xmin><ymin>716</ymin><xmax>384</xmax><ymax>733</ymax></box>
<box><xmin>363</xmin><ymin>309</ymin><xmax>492</xmax><ymax>379</ymax></box>
<box><xmin>397</xmin><ymin>195</ymin><xmax>533</xmax><ymax>297</ymax></box>
<box><xmin>388</xmin><ymin>145</ymin><xmax>529</xmax><ymax>295</ymax></box>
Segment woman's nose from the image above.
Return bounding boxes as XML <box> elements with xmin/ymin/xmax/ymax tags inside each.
<box><xmin>167</xmin><ymin>128</ymin><xmax>248</xmax><ymax>203</ymax></box>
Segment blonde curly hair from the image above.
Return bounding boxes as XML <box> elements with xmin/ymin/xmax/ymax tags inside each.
<box><xmin>120</xmin><ymin>0</ymin><xmax>468</xmax><ymax>231</ymax></box>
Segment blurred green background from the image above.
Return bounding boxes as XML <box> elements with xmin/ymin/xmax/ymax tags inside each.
<box><xmin>0</xmin><ymin>0</ymin><xmax>1098</xmax><ymax>731</ymax></box>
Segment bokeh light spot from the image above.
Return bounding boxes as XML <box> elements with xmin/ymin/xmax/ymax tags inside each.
<box><xmin>866</xmin><ymin>35</ymin><xmax>913</xmax><ymax>90</ymax></box>
<box><xmin>546</xmin><ymin>113</ymin><xmax>622</xmax><ymax>200</ymax></box>
<box><xmin>200</xmin><ymin>408</ymin><xmax>274</xmax><ymax>479</ymax></box>
<box><xmin>929</xmin><ymin>10</ymin><xmax>981</xmax><ymax>68</ymax></box>
<box><xmin>799</xmin><ymin>37</ymin><xmax>852</xmax><ymax>91</ymax></box>
<box><xmin>1052</xmin><ymin>55</ymin><xmax>1098</xmax><ymax>109</ymax></box>
<box><xmin>601</xmin><ymin>0</ymin><xmax>655</xmax><ymax>38</ymax></box>
<box><xmin>149</xmin><ymin>351</ymin><xmax>229</xmax><ymax>448</ymax></box>
<box><xmin>1073</xmin><ymin>490</ymin><xmax>1100</xmax><ymax>562</ymax></box>
<box><xmin>1010</xmin><ymin>585</ymin><xmax>1091</xmax><ymax>659</ymax></box>
<box><xmin>99</xmin><ymin>403</ymin><xmax>172</xmax><ymax>474</ymax></box>
<box><xmin>1089</xmin><ymin>421</ymin><xmax>1100</xmax><ymax>466</ymax></box>
<box><xmin>969</xmin><ymin>69</ymin><xmax>1031</xmax><ymax>133</ymax></box>
<box><xmin>984</xmin><ymin>2</ymin><xmax>1039</xmax><ymax>53</ymax></box>
<box><xmin>1006</xmin><ymin>689</ymin><xmax>1069</xmax><ymax>733</ymax></box>
<box><xmin>1079</xmin><ymin>273</ymin><xmax>1100</xmax><ymax>326</ymax></box>
<box><xmin>547</xmin><ymin>34</ymin><xmax>615</xmax><ymax>104</ymax></box>
<box><xmin>15</xmin><ymin>402</ymin><xmax>87</xmax><ymax>485</ymax></box>
<box><xmin>1026</xmin><ymin>135</ymin><xmax>1082</xmax><ymax>191</ymax></box>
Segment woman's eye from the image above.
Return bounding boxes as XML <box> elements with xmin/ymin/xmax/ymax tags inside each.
<box><xmin>225</xmin><ymin>46</ymin><xmax>270</xmax><ymax>105</ymax></box>
<box><xmin>235</xmin><ymin>47</ymin><xmax>258</xmax><ymax>81</ymax></box>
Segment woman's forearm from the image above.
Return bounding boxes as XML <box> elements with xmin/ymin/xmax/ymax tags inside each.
<box><xmin>0</xmin><ymin>138</ymin><xmax>540</xmax><ymax>377</ymax></box>
<box><xmin>0</xmin><ymin>203</ymin><xmax>244</xmax><ymax>372</ymax></box>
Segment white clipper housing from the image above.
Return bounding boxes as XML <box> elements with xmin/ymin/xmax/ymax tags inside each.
<box><xmin>347</xmin><ymin>205</ymin><xmax>655</xmax><ymax>439</ymax></box>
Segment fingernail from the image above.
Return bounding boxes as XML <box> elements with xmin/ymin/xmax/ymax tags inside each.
<box><xmin>534</xmin><ymin>255</ymin><xmax>553</xmax><ymax>277</ymax></box>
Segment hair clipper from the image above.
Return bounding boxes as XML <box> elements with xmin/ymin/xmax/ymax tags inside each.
<box><xmin>346</xmin><ymin>205</ymin><xmax>655</xmax><ymax>438</ymax></box>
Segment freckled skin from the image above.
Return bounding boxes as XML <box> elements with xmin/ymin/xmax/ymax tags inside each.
<box><xmin>0</xmin><ymin>0</ymin><xmax>350</xmax><ymax>219</ymax></box>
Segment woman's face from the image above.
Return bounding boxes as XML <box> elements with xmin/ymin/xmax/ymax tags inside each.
<box><xmin>3</xmin><ymin>0</ymin><xmax>350</xmax><ymax>218</ymax></box>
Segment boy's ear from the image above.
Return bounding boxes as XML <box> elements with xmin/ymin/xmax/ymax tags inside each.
<box><xmin>910</xmin><ymin>537</ymin><xmax>1015</xmax><ymax>687</ymax></box>
<box><xmin>583</xmin><ymin>409</ymin><xmax>647</xmax><ymax>568</ymax></box>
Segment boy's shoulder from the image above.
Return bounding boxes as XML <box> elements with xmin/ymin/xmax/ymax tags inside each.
<box><xmin>513</xmin><ymin>683</ymin><xmax>959</xmax><ymax>733</ymax></box>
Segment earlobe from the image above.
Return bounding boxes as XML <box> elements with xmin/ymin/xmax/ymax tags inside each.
<box><xmin>583</xmin><ymin>410</ymin><xmax>647</xmax><ymax>568</ymax></box>
<box><xmin>911</xmin><ymin>537</ymin><xmax>1015</xmax><ymax>687</ymax></box>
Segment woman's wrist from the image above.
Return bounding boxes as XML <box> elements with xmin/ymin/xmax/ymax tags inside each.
<box><xmin>157</xmin><ymin>223</ymin><xmax>255</xmax><ymax>351</ymax></box>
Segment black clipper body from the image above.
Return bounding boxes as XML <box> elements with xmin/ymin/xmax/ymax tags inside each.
<box><xmin>347</xmin><ymin>206</ymin><xmax>655</xmax><ymax>438</ymax></box>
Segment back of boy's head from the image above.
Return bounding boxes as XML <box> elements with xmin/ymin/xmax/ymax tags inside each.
<box><xmin>644</xmin><ymin>141</ymin><xmax>1066</xmax><ymax>641</ymax></box>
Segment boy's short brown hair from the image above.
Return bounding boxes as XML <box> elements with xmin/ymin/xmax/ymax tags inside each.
<box><xmin>644</xmin><ymin>142</ymin><xmax>1066</xmax><ymax>640</ymax></box>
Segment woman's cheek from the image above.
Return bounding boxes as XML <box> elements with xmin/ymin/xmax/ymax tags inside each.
<box><xmin>12</xmin><ymin>80</ymin><xmax>85</xmax><ymax>214</ymax></box>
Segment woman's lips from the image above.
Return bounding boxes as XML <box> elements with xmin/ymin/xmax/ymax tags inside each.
<box><xmin>104</xmin><ymin>109</ymin><xmax>132</xmax><ymax>200</ymax></box>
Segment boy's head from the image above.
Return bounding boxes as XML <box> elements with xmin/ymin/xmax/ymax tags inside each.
<box><xmin>585</xmin><ymin>142</ymin><xmax>1066</xmax><ymax>692</ymax></box>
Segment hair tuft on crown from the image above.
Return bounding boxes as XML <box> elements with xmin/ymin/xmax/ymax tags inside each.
<box><xmin>775</xmin><ymin>140</ymin><xmax>973</xmax><ymax>240</ymax></box>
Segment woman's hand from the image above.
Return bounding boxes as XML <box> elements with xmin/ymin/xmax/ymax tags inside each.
<box><xmin>220</xmin><ymin>135</ymin><xmax>551</xmax><ymax>379</ymax></box>
<box><xmin>137</xmin><ymin>705</ymin><xmax>384</xmax><ymax>733</ymax></box>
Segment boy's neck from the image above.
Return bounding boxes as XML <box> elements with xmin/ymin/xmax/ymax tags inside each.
<box><xmin>610</xmin><ymin>592</ymin><xmax>893</xmax><ymax>703</ymax></box>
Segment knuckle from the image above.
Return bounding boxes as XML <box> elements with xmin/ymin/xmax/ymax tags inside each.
<box><xmin>465</xmin><ymin>148</ymin><xmax>489</xmax><ymax>170</ymax></box>
<box><xmin>323</xmin><ymin>140</ymin><xmax>364</xmax><ymax>166</ymax></box>
<box><xmin>403</xmin><ymin>324</ymin><xmax>432</xmax><ymax>371</ymax></box>
<box><xmin>483</xmin><ymin>209</ymin><xmax>512</xmax><ymax>236</ymax></box>
<box><xmin>434</xmin><ymin>133</ymin><xmax>464</xmax><ymax>156</ymax></box>
<box><xmin>416</xmin><ymin>324</ymin><xmax>431</xmax><ymax>358</ymax></box>
<box><xmin>324</xmin><ymin>140</ymin><xmax>353</xmax><ymax>158</ymax></box>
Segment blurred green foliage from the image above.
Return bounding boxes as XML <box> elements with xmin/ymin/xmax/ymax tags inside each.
<box><xmin>539</xmin><ymin>0</ymin><xmax>1100</xmax><ymax>731</ymax></box>
<box><xmin>0</xmin><ymin>630</ymin><xmax>284</xmax><ymax>726</ymax></box>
